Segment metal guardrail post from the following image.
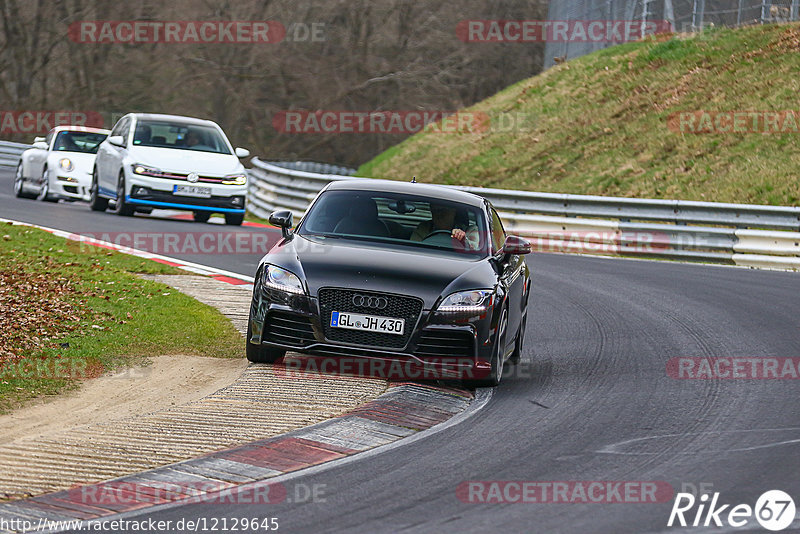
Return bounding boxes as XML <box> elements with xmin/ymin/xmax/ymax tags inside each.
<box><xmin>0</xmin><ymin>140</ymin><xmax>31</xmax><ymax>169</ymax></box>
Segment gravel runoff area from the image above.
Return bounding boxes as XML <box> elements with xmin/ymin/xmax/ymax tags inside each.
<box><xmin>0</xmin><ymin>275</ymin><xmax>387</xmax><ymax>500</ymax></box>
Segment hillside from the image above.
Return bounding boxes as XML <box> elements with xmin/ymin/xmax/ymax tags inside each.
<box><xmin>358</xmin><ymin>24</ymin><xmax>800</xmax><ymax>206</ymax></box>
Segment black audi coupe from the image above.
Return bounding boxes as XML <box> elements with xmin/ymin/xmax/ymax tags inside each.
<box><xmin>246</xmin><ymin>179</ymin><xmax>532</xmax><ymax>387</ymax></box>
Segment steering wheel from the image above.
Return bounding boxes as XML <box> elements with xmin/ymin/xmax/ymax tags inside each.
<box><xmin>422</xmin><ymin>229</ymin><xmax>466</xmax><ymax>250</ymax></box>
<box><xmin>422</xmin><ymin>230</ymin><xmax>453</xmax><ymax>240</ymax></box>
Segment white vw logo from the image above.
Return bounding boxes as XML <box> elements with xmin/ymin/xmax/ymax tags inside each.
<box><xmin>187</xmin><ymin>172</ymin><xmax>199</xmax><ymax>183</ymax></box>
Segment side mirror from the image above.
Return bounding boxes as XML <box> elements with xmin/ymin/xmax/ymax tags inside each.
<box><xmin>269</xmin><ymin>210</ymin><xmax>293</xmax><ymax>239</ymax></box>
<box><xmin>32</xmin><ymin>141</ymin><xmax>49</xmax><ymax>150</ymax></box>
<box><xmin>33</xmin><ymin>137</ymin><xmax>46</xmax><ymax>144</ymax></box>
<box><xmin>108</xmin><ymin>135</ymin><xmax>125</xmax><ymax>147</ymax></box>
<box><xmin>234</xmin><ymin>147</ymin><xmax>250</xmax><ymax>158</ymax></box>
<box><xmin>503</xmin><ymin>235</ymin><xmax>532</xmax><ymax>255</ymax></box>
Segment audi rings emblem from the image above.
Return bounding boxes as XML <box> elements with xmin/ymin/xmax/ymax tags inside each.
<box><xmin>352</xmin><ymin>295</ymin><xmax>388</xmax><ymax>310</ymax></box>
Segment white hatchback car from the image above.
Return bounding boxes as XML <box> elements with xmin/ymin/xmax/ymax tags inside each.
<box><xmin>14</xmin><ymin>126</ymin><xmax>110</xmax><ymax>202</ymax></box>
<box><xmin>91</xmin><ymin>113</ymin><xmax>250</xmax><ymax>225</ymax></box>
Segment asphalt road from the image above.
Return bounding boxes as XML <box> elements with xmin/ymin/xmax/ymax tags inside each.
<box><xmin>3</xmin><ymin>168</ymin><xmax>800</xmax><ymax>533</ymax></box>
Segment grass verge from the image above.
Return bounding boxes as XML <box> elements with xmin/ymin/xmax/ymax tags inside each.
<box><xmin>0</xmin><ymin>223</ymin><xmax>244</xmax><ymax>414</ymax></box>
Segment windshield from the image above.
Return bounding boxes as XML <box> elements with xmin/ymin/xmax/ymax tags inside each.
<box><xmin>131</xmin><ymin>120</ymin><xmax>232</xmax><ymax>155</ymax></box>
<box><xmin>298</xmin><ymin>190</ymin><xmax>489</xmax><ymax>257</ymax></box>
<box><xmin>53</xmin><ymin>131</ymin><xmax>107</xmax><ymax>154</ymax></box>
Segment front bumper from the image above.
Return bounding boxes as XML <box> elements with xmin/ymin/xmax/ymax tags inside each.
<box><xmin>248</xmin><ymin>285</ymin><xmax>498</xmax><ymax>380</ymax></box>
<box><xmin>125</xmin><ymin>172</ymin><xmax>248</xmax><ymax>213</ymax></box>
<box><xmin>127</xmin><ymin>186</ymin><xmax>246</xmax><ymax>213</ymax></box>
<box><xmin>52</xmin><ymin>176</ymin><xmax>91</xmax><ymax>201</ymax></box>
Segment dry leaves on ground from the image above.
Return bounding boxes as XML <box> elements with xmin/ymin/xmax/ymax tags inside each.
<box><xmin>0</xmin><ymin>266</ymin><xmax>91</xmax><ymax>365</ymax></box>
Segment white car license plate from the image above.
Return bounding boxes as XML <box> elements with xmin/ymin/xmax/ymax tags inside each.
<box><xmin>331</xmin><ymin>311</ymin><xmax>404</xmax><ymax>335</ymax></box>
<box><xmin>174</xmin><ymin>184</ymin><xmax>211</xmax><ymax>198</ymax></box>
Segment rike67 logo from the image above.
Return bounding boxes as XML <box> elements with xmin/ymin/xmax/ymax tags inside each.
<box><xmin>668</xmin><ymin>490</ymin><xmax>796</xmax><ymax>531</ymax></box>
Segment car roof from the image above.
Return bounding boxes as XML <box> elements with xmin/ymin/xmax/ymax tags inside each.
<box><xmin>52</xmin><ymin>126</ymin><xmax>111</xmax><ymax>134</ymax></box>
<box><xmin>128</xmin><ymin>113</ymin><xmax>220</xmax><ymax>128</ymax></box>
<box><xmin>325</xmin><ymin>179</ymin><xmax>486</xmax><ymax>208</ymax></box>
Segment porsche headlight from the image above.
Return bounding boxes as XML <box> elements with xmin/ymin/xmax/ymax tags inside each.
<box><xmin>437</xmin><ymin>290</ymin><xmax>493</xmax><ymax>313</ymax></box>
<box><xmin>221</xmin><ymin>173</ymin><xmax>247</xmax><ymax>185</ymax></box>
<box><xmin>263</xmin><ymin>265</ymin><xmax>304</xmax><ymax>295</ymax></box>
<box><xmin>58</xmin><ymin>158</ymin><xmax>74</xmax><ymax>172</ymax></box>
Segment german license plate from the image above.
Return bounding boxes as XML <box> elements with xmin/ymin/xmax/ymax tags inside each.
<box><xmin>331</xmin><ymin>311</ymin><xmax>404</xmax><ymax>335</ymax></box>
<box><xmin>174</xmin><ymin>184</ymin><xmax>211</xmax><ymax>198</ymax></box>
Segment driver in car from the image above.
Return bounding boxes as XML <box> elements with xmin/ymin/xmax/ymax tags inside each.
<box><xmin>411</xmin><ymin>203</ymin><xmax>480</xmax><ymax>249</ymax></box>
<box><xmin>184</xmin><ymin>129</ymin><xmax>202</xmax><ymax>148</ymax></box>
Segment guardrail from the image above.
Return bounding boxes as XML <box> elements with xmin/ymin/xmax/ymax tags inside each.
<box><xmin>0</xmin><ymin>140</ymin><xmax>30</xmax><ymax>169</ymax></box>
<box><xmin>3</xmin><ymin>141</ymin><xmax>795</xmax><ymax>270</ymax></box>
<box><xmin>267</xmin><ymin>161</ymin><xmax>356</xmax><ymax>176</ymax></box>
<box><xmin>247</xmin><ymin>158</ymin><xmax>800</xmax><ymax>271</ymax></box>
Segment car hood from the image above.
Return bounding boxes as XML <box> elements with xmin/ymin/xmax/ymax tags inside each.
<box><xmin>128</xmin><ymin>146</ymin><xmax>242</xmax><ymax>176</ymax></box>
<box><xmin>266</xmin><ymin>235</ymin><xmax>497</xmax><ymax>308</ymax></box>
<box><xmin>47</xmin><ymin>152</ymin><xmax>97</xmax><ymax>175</ymax></box>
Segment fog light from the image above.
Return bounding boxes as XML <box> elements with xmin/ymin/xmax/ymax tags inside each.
<box><xmin>232</xmin><ymin>197</ymin><xmax>243</xmax><ymax>206</ymax></box>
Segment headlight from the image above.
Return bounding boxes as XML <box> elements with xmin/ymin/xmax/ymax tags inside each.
<box><xmin>132</xmin><ymin>163</ymin><xmax>163</xmax><ymax>177</ymax></box>
<box><xmin>58</xmin><ymin>158</ymin><xmax>74</xmax><ymax>172</ymax></box>
<box><xmin>221</xmin><ymin>173</ymin><xmax>247</xmax><ymax>185</ymax></box>
<box><xmin>437</xmin><ymin>290</ymin><xmax>493</xmax><ymax>313</ymax></box>
<box><xmin>263</xmin><ymin>265</ymin><xmax>304</xmax><ymax>295</ymax></box>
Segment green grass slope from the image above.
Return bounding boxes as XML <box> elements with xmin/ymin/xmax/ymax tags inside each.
<box><xmin>359</xmin><ymin>24</ymin><xmax>800</xmax><ymax>206</ymax></box>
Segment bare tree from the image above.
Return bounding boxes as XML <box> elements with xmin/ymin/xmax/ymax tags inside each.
<box><xmin>0</xmin><ymin>0</ymin><xmax>548</xmax><ymax>166</ymax></box>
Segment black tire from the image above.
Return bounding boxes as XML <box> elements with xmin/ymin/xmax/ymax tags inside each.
<box><xmin>245</xmin><ymin>322</ymin><xmax>285</xmax><ymax>363</ymax></box>
<box><xmin>464</xmin><ymin>306</ymin><xmax>508</xmax><ymax>388</ymax></box>
<box><xmin>89</xmin><ymin>169</ymin><xmax>109</xmax><ymax>211</ymax></box>
<box><xmin>14</xmin><ymin>163</ymin><xmax>35</xmax><ymax>199</ymax></box>
<box><xmin>37</xmin><ymin>168</ymin><xmax>58</xmax><ymax>202</ymax></box>
<box><xmin>193</xmin><ymin>211</ymin><xmax>211</xmax><ymax>223</ymax></box>
<box><xmin>113</xmin><ymin>174</ymin><xmax>135</xmax><ymax>216</ymax></box>
<box><xmin>225</xmin><ymin>212</ymin><xmax>245</xmax><ymax>226</ymax></box>
<box><xmin>508</xmin><ymin>311</ymin><xmax>527</xmax><ymax>365</ymax></box>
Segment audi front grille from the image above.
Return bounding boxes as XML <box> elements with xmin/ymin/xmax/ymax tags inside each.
<box><xmin>318</xmin><ymin>288</ymin><xmax>423</xmax><ymax>349</ymax></box>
